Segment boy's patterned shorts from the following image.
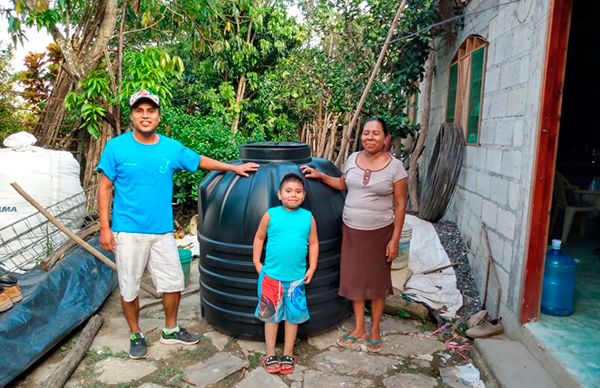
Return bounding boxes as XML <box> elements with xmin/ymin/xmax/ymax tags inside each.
<box><xmin>255</xmin><ymin>272</ymin><xmax>309</xmax><ymax>324</ymax></box>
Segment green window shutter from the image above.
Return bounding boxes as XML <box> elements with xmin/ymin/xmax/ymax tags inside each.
<box><xmin>467</xmin><ymin>46</ymin><xmax>486</xmax><ymax>144</ymax></box>
<box><xmin>446</xmin><ymin>63</ymin><xmax>458</xmax><ymax>122</ymax></box>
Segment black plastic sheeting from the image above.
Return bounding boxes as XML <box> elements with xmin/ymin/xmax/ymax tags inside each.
<box><xmin>0</xmin><ymin>237</ymin><xmax>117</xmax><ymax>387</ymax></box>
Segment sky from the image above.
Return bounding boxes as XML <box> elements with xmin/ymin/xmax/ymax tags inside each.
<box><xmin>0</xmin><ymin>0</ymin><xmax>52</xmax><ymax>71</ymax></box>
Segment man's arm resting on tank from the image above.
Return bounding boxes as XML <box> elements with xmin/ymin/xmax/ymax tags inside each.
<box><xmin>199</xmin><ymin>156</ymin><xmax>259</xmax><ymax>177</ymax></box>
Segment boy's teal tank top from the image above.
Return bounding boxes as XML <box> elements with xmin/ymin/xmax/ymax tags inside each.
<box><xmin>262</xmin><ymin>206</ymin><xmax>313</xmax><ymax>281</ymax></box>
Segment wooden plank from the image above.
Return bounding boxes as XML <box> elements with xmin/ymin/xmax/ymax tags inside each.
<box><xmin>520</xmin><ymin>0</ymin><xmax>572</xmax><ymax>324</ymax></box>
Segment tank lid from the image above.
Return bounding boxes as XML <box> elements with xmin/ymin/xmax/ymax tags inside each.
<box><xmin>240</xmin><ymin>142</ymin><xmax>311</xmax><ymax>162</ymax></box>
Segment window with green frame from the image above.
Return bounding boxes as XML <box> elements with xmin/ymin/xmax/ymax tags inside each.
<box><xmin>445</xmin><ymin>36</ymin><xmax>488</xmax><ymax>145</ymax></box>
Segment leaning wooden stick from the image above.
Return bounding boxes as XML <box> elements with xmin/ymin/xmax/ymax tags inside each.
<box><xmin>10</xmin><ymin>182</ymin><xmax>161</xmax><ymax>299</ymax></box>
<box><xmin>42</xmin><ymin>314</ymin><xmax>103</xmax><ymax>388</ymax></box>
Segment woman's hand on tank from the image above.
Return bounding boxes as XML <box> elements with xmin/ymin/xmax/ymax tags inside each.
<box><xmin>385</xmin><ymin>238</ymin><xmax>399</xmax><ymax>262</ymax></box>
<box><xmin>300</xmin><ymin>165</ymin><xmax>321</xmax><ymax>180</ymax></box>
<box><xmin>234</xmin><ymin>162</ymin><xmax>260</xmax><ymax>177</ymax></box>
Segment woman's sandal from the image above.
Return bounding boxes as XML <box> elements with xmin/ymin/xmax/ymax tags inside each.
<box><xmin>367</xmin><ymin>338</ymin><xmax>384</xmax><ymax>353</ymax></box>
<box><xmin>337</xmin><ymin>333</ymin><xmax>366</xmax><ymax>347</ymax></box>
<box><xmin>263</xmin><ymin>355</ymin><xmax>281</xmax><ymax>374</ymax></box>
<box><xmin>279</xmin><ymin>355</ymin><xmax>296</xmax><ymax>375</ymax></box>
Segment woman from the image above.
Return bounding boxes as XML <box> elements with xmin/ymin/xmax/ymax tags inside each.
<box><xmin>301</xmin><ymin>117</ymin><xmax>408</xmax><ymax>352</ymax></box>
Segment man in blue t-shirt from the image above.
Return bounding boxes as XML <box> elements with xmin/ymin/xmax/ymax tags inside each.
<box><xmin>97</xmin><ymin>90</ymin><xmax>258</xmax><ymax>359</ymax></box>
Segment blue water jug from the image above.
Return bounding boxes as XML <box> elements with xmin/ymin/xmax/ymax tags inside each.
<box><xmin>540</xmin><ymin>239</ymin><xmax>577</xmax><ymax>316</ymax></box>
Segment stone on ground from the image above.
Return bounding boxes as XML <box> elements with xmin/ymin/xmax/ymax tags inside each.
<box><xmin>304</xmin><ymin>369</ymin><xmax>375</xmax><ymax>387</ymax></box>
<box><xmin>308</xmin><ymin>328</ymin><xmax>342</xmax><ymax>350</ymax></box>
<box><xmin>383</xmin><ymin>373</ymin><xmax>439</xmax><ymax>388</ymax></box>
<box><xmin>314</xmin><ymin>348</ymin><xmax>398</xmax><ymax>376</ymax></box>
<box><xmin>378</xmin><ymin>334</ymin><xmax>446</xmax><ymax>357</ymax></box>
<box><xmin>235</xmin><ymin>367</ymin><xmax>287</xmax><ymax>388</ymax></box>
<box><xmin>236</xmin><ymin>338</ymin><xmax>268</xmax><ymax>355</ymax></box>
<box><xmin>182</xmin><ymin>352</ymin><xmax>247</xmax><ymax>387</ymax></box>
<box><xmin>139</xmin><ymin>383</ymin><xmax>168</xmax><ymax>388</ymax></box>
<box><xmin>95</xmin><ymin>358</ymin><xmax>157</xmax><ymax>384</ymax></box>
<box><xmin>204</xmin><ymin>330</ymin><xmax>230</xmax><ymax>351</ymax></box>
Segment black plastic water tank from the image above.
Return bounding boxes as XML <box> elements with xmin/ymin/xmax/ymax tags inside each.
<box><xmin>197</xmin><ymin>142</ymin><xmax>349</xmax><ymax>339</ymax></box>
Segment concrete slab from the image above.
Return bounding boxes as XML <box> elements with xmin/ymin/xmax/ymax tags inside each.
<box><xmin>183</xmin><ymin>352</ymin><xmax>247</xmax><ymax>387</ymax></box>
<box><xmin>377</xmin><ymin>334</ymin><xmax>446</xmax><ymax>357</ymax></box>
<box><xmin>235</xmin><ymin>367</ymin><xmax>287</xmax><ymax>388</ymax></box>
<box><xmin>382</xmin><ymin>373</ymin><xmax>439</xmax><ymax>388</ymax></box>
<box><xmin>473</xmin><ymin>339</ymin><xmax>560</xmax><ymax>388</ymax></box>
<box><xmin>95</xmin><ymin>358</ymin><xmax>157</xmax><ymax>384</ymax></box>
<box><xmin>303</xmin><ymin>369</ymin><xmax>375</xmax><ymax>387</ymax></box>
<box><xmin>313</xmin><ymin>348</ymin><xmax>398</xmax><ymax>376</ymax></box>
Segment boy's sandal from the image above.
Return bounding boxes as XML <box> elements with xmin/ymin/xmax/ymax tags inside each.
<box><xmin>263</xmin><ymin>355</ymin><xmax>281</xmax><ymax>374</ymax></box>
<box><xmin>367</xmin><ymin>338</ymin><xmax>384</xmax><ymax>353</ymax></box>
<box><xmin>337</xmin><ymin>333</ymin><xmax>366</xmax><ymax>347</ymax></box>
<box><xmin>279</xmin><ymin>355</ymin><xmax>296</xmax><ymax>375</ymax></box>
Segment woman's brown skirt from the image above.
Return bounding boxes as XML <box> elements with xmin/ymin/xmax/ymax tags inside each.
<box><xmin>338</xmin><ymin>222</ymin><xmax>394</xmax><ymax>301</ymax></box>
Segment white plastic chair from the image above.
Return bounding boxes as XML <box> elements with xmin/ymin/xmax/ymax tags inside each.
<box><xmin>551</xmin><ymin>172</ymin><xmax>596</xmax><ymax>243</ymax></box>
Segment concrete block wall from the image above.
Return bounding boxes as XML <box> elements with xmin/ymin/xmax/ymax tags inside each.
<box><xmin>420</xmin><ymin>0</ymin><xmax>551</xmax><ymax>322</ymax></box>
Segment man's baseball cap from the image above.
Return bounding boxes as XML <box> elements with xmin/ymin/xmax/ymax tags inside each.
<box><xmin>129</xmin><ymin>89</ymin><xmax>160</xmax><ymax>108</ymax></box>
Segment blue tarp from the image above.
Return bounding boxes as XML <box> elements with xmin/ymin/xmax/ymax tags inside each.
<box><xmin>0</xmin><ymin>238</ymin><xmax>117</xmax><ymax>387</ymax></box>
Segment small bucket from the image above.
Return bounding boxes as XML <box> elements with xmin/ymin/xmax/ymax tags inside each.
<box><xmin>178</xmin><ymin>248</ymin><xmax>193</xmax><ymax>287</ymax></box>
<box><xmin>392</xmin><ymin>223</ymin><xmax>412</xmax><ymax>270</ymax></box>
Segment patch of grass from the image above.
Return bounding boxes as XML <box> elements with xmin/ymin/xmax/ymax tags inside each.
<box><xmin>157</xmin><ymin>367</ymin><xmax>183</xmax><ymax>379</ymax></box>
<box><xmin>247</xmin><ymin>352</ymin><xmax>262</xmax><ymax>368</ymax></box>
<box><xmin>396</xmin><ymin>310</ymin><xmax>410</xmax><ymax>319</ymax></box>
<box><xmin>85</xmin><ymin>346</ymin><xmax>129</xmax><ymax>364</ymax></box>
<box><xmin>185</xmin><ymin>347</ymin><xmax>206</xmax><ymax>357</ymax></box>
<box><xmin>421</xmin><ymin>322</ymin><xmax>436</xmax><ymax>333</ymax></box>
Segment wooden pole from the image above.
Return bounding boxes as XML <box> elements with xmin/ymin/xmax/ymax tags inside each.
<box><xmin>408</xmin><ymin>51</ymin><xmax>434</xmax><ymax>212</ymax></box>
<box><xmin>345</xmin><ymin>0</ymin><xmax>408</xmax><ymax>140</ymax></box>
<box><xmin>482</xmin><ymin>224</ymin><xmax>502</xmax><ymax>319</ymax></box>
<box><xmin>42</xmin><ymin>315</ymin><xmax>103</xmax><ymax>388</ymax></box>
<box><xmin>10</xmin><ymin>182</ymin><xmax>160</xmax><ymax>298</ymax></box>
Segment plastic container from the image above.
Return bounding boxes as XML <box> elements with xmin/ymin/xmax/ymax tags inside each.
<box><xmin>392</xmin><ymin>223</ymin><xmax>412</xmax><ymax>270</ymax></box>
<box><xmin>197</xmin><ymin>142</ymin><xmax>349</xmax><ymax>339</ymax></box>
<box><xmin>540</xmin><ymin>239</ymin><xmax>578</xmax><ymax>316</ymax></box>
<box><xmin>178</xmin><ymin>248</ymin><xmax>192</xmax><ymax>287</ymax></box>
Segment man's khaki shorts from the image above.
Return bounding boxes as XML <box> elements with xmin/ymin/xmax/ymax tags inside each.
<box><xmin>114</xmin><ymin>232</ymin><xmax>184</xmax><ymax>302</ymax></box>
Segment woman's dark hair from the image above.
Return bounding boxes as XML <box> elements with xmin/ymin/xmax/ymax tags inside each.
<box><xmin>279</xmin><ymin>172</ymin><xmax>305</xmax><ymax>190</ymax></box>
<box><xmin>364</xmin><ymin>117</ymin><xmax>389</xmax><ymax>136</ymax></box>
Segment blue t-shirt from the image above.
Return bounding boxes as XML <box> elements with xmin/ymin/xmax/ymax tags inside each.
<box><xmin>262</xmin><ymin>206</ymin><xmax>313</xmax><ymax>281</ymax></box>
<box><xmin>97</xmin><ymin>131</ymin><xmax>201</xmax><ymax>234</ymax></box>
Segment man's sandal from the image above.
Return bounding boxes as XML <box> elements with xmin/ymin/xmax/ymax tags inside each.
<box><xmin>337</xmin><ymin>333</ymin><xmax>366</xmax><ymax>347</ymax></box>
<box><xmin>279</xmin><ymin>355</ymin><xmax>296</xmax><ymax>375</ymax></box>
<box><xmin>263</xmin><ymin>355</ymin><xmax>281</xmax><ymax>373</ymax></box>
<box><xmin>367</xmin><ymin>338</ymin><xmax>384</xmax><ymax>353</ymax></box>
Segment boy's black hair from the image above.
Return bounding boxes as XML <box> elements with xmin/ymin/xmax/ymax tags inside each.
<box><xmin>279</xmin><ymin>172</ymin><xmax>305</xmax><ymax>190</ymax></box>
<box><xmin>364</xmin><ymin>117</ymin><xmax>389</xmax><ymax>135</ymax></box>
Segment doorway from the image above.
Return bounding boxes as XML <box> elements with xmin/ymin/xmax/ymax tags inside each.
<box><xmin>524</xmin><ymin>1</ymin><xmax>600</xmax><ymax>386</ymax></box>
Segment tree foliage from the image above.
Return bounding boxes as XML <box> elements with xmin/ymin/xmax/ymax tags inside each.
<box><xmin>1</xmin><ymin>0</ymin><xmax>441</xmax><ymax>206</ymax></box>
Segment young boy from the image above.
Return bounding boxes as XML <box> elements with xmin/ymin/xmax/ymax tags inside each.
<box><xmin>253</xmin><ymin>173</ymin><xmax>319</xmax><ymax>374</ymax></box>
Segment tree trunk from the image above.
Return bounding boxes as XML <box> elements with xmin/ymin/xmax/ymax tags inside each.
<box><xmin>35</xmin><ymin>67</ymin><xmax>75</xmax><ymax>146</ymax></box>
<box><xmin>230</xmin><ymin>74</ymin><xmax>247</xmax><ymax>134</ymax></box>
<box><xmin>408</xmin><ymin>51</ymin><xmax>434</xmax><ymax>212</ymax></box>
<box><xmin>345</xmin><ymin>0</ymin><xmax>408</xmax><ymax>144</ymax></box>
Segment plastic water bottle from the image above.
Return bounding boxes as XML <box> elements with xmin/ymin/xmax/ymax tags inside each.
<box><xmin>540</xmin><ymin>239</ymin><xmax>578</xmax><ymax>316</ymax></box>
